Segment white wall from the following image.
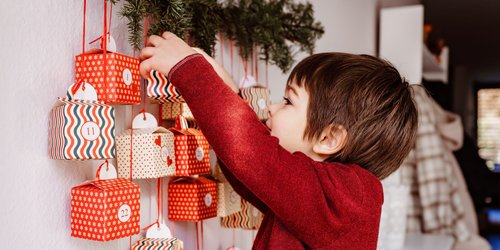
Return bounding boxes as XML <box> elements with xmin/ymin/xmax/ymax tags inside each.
<box><xmin>0</xmin><ymin>0</ymin><xmax>377</xmax><ymax>249</ymax></box>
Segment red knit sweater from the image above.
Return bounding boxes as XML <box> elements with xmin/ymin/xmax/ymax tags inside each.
<box><xmin>169</xmin><ymin>54</ymin><xmax>384</xmax><ymax>249</ymax></box>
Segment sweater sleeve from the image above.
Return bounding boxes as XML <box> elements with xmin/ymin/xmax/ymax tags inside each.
<box><xmin>168</xmin><ymin>54</ymin><xmax>338</xmax><ymax>246</ymax></box>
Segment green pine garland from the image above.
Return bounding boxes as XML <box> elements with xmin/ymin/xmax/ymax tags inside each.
<box><xmin>114</xmin><ymin>0</ymin><xmax>324</xmax><ymax>72</ymax></box>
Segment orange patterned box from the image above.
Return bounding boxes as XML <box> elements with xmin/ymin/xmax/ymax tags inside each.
<box><xmin>168</xmin><ymin>177</ymin><xmax>217</xmax><ymax>221</ymax></box>
<box><xmin>169</xmin><ymin>116</ymin><xmax>210</xmax><ymax>176</ymax></box>
<box><xmin>75</xmin><ymin>50</ymin><xmax>141</xmax><ymax>105</ymax></box>
<box><xmin>70</xmin><ymin>178</ymin><xmax>140</xmax><ymax>241</ymax></box>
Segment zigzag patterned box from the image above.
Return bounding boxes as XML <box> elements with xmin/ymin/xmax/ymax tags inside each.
<box><xmin>147</xmin><ymin>70</ymin><xmax>184</xmax><ymax>103</ymax></box>
<box><xmin>49</xmin><ymin>97</ymin><xmax>115</xmax><ymax>160</ymax></box>
<box><xmin>131</xmin><ymin>238</ymin><xmax>184</xmax><ymax>250</ymax></box>
<box><xmin>240</xmin><ymin>86</ymin><xmax>271</xmax><ymax>121</ymax></box>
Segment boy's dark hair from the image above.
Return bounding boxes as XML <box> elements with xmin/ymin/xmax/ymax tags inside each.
<box><xmin>288</xmin><ymin>52</ymin><xmax>417</xmax><ymax>180</ymax></box>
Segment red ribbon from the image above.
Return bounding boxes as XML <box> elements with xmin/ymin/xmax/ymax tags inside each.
<box><xmin>71</xmin><ymin>80</ymin><xmax>86</xmax><ymax>95</ymax></box>
<box><xmin>95</xmin><ymin>160</ymin><xmax>109</xmax><ymax>180</ymax></box>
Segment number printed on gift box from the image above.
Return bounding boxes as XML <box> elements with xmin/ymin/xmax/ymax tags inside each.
<box><xmin>161</xmin><ymin>146</ymin><xmax>170</xmax><ymax>162</ymax></box>
<box><xmin>81</xmin><ymin>121</ymin><xmax>101</xmax><ymax>141</ymax></box>
<box><xmin>204</xmin><ymin>193</ymin><xmax>213</xmax><ymax>207</ymax></box>
<box><xmin>118</xmin><ymin>204</ymin><xmax>131</xmax><ymax>222</ymax></box>
<box><xmin>195</xmin><ymin>146</ymin><xmax>204</xmax><ymax>161</ymax></box>
<box><xmin>122</xmin><ymin>68</ymin><xmax>133</xmax><ymax>86</ymax></box>
<box><xmin>230</xmin><ymin>190</ymin><xmax>238</xmax><ymax>203</ymax></box>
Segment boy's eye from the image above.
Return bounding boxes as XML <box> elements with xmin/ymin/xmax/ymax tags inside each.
<box><xmin>283</xmin><ymin>96</ymin><xmax>292</xmax><ymax>105</ymax></box>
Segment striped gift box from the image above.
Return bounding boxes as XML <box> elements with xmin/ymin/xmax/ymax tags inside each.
<box><xmin>131</xmin><ymin>238</ymin><xmax>183</xmax><ymax>250</ymax></box>
<box><xmin>239</xmin><ymin>86</ymin><xmax>271</xmax><ymax>121</ymax></box>
<box><xmin>147</xmin><ymin>70</ymin><xmax>184</xmax><ymax>103</ymax></box>
<box><xmin>116</xmin><ymin>127</ymin><xmax>176</xmax><ymax>179</ymax></box>
<box><xmin>168</xmin><ymin>177</ymin><xmax>218</xmax><ymax>221</ymax></box>
<box><xmin>75</xmin><ymin>51</ymin><xmax>141</xmax><ymax>105</ymax></box>
<box><xmin>221</xmin><ymin>199</ymin><xmax>263</xmax><ymax>230</ymax></box>
<box><xmin>71</xmin><ymin>178</ymin><xmax>140</xmax><ymax>241</ymax></box>
<box><xmin>49</xmin><ymin>97</ymin><xmax>115</xmax><ymax>160</ymax></box>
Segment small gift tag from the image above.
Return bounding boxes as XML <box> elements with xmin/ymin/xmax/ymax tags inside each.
<box><xmin>239</xmin><ymin>75</ymin><xmax>257</xmax><ymax>88</ymax></box>
<box><xmin>96</xmin><ymin>161</ymin><xmax>117</xmax><ymax>180</ymax></box>
<box><xmin>101</xmin><ymin>34</ymin><xmax>117</xmax><ymax>53</ymax></box>
<box><xmin>67</xmin><ymin>81</ymin><xmax>98</xmax><ymax>101</ymax></box>
<box><xmin>146</xmin><ymin>223</ymin><xmax>172</xmax><ymax>239</ymax></box>
<box><xmin>132</xmin><ymin>112</ymin><xmax>158</xmax><ymax>129</ymax></box>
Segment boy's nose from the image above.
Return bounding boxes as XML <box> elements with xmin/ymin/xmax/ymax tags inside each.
<box><xmin>267</xmin><ymin>103</ymin><xmax>278</xmax><ymax>117</ymax></box>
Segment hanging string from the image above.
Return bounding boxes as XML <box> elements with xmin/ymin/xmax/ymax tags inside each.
<box><xmin>195</xmin><ymin>222</ymin><xmax>200</xmax><ymax>250</ymax></box>
<box><xmin>201</xmin><ymin>221</ymin><xmax>204</xmax><ymax>250</ymax></box>
<box><xmin>219</xmin><ymin>32</ymin><xmax>224</xmax><ymax>67</ymax></box>
<box><xmin>82</xmin><ymin>0</ymin><xmax>87</xmax><ymax>53</ymax></box>
<box><xmin>229</xmin><ymin>39</ymin><xmax>234</xmax><ymax>77</ymax></box>
<box><xmin>250</xmin><ymin>48</ymin><xmax>254</xmax><ymax>77</ymax></box>
<box><xmin>102</xmin><ymin>0</ymin><xmax>107</xmax><ymax>53</ymax></box>
<box><xmin>95</xmin><ymin>159</ymin><xmax>109</xmax><ymax>180</ymax></box>
<box><xmin>265</xmin><ymin>61</ymin><xmax>269</xmax><ymax>88</ymax></box>
<box><xmin>157</xmin><ymin>178</ymin><xmax>162</xmax><ymax>227</ymax></box>
<box><xmin>142</xmin><ymin>17</ymin><xmax>150</xmax><ymax>113</ymax></box>
<box><xmin>255</xmin><ymin>48</ymin><xmax>259</xmax><ymax>83</ymax></box>
<box><xmin>232</xmin><ymin>228</ymin><xmax>236</xmax><ymax>248</ymax></box>
<box><xmin>129</xmin><ymin>105</ymin><xmax>134</xmax><ymax>180</ymax></box>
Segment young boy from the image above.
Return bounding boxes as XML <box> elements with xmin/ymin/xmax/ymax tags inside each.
<box><xmin>140</xmin><ymin>32</ymin><xmax>418</xmax><ymax>249</ymax></box>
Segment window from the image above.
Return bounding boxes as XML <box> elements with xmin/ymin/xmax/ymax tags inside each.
<box><xmin>477</xmin><ymin>87</ymin><xmax>500</xmax><ymax>170</ymax></box>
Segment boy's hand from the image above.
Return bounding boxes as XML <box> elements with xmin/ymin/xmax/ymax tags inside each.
<box><xmin>139</xmin><ymin>32</ymin><xmax>197</xmax><ymax>78</ymax></box>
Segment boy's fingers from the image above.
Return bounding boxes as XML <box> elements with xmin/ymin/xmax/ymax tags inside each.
<box><xmin>161</xmin><ymin>31</ymin><xmax>176</xmax><ymax>40</ymax></box>
<box><xmin>139</xmin><ymin>59</ymin><xmax>152</xmax><ymax>79</ymax></box>
<box><xmin>139</xmin><ymin>47</ymin><xmax>155</xmax><ymax>61</ymax></box>
<box><xmin>147</xmin><ymin>35</ymin><xmax>164</xmax><ymax>47</ymax></box>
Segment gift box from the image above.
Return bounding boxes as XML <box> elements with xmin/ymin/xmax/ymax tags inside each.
<box><xmin>73</xmin><ymin>0</ymin><xmax>140</xmax><ymax>105</ymax></box>
<box><xmin>116</xmin><ymin>127</ymin><xmax>176</xmax><ymax>179</ymax></box>
<box><xmin>168</xmin><ymin>177</ymin><xmax>218</xmax><ymax>221</ymax></box>
<box><xmin>169</xmin><ymin>116</ymin><xmax>210</xmax><ymax>176</ymax></box>
<box><xmin>217</xmin><ymin>182</ymin><xmax>241</xmax><ymax>217</ymax></box>
<box><xmin>70</xmin><ymin>178</ymin><xmax>140</xmax><ymax>241</ymax></box>
<box><xmin>49</xmin><ymin>97</ymin><xmax>115</xmax><ymax>160</ymax></box>
<box><xmin>221</xmin><ymin>199</ymin><xmax>263</xmax><ymax>230</ymax></box>
<box><xmin>147</xmin><ymin>70</ymin><xmax>184</xmax><ymax>103</ymax></box>
<box><xmin>161</xmin><ymin>103</ymin><xmax>194</xmax><ymax>121</ymax></box>
<box><xmin>131</xmin><ymin>238</ymin><xmax>184</xmax><ymax>250</ymax></box>
<box><xmin>239</xmin><ymin>86</ymin><xmax>271</xmax><ymax>120</ymax></box>
<box><xmin>213</xmin><ymin>163</ymin><xmax>241</xmax><ymax>217</ymax></box>
<box><xmin>74</xmin><ymin>51</ymin><xmax>141</xmax><ymax>104</ymax></box>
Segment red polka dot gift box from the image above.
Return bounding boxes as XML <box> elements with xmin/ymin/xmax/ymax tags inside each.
<box><xmin>116</xmin><ymin>127</ymin><xmax>176</xmax><ymax>179</ymax></box>
<box><xmin>49</xmin><ymin>97</ymin><xmax>115</xmax><ymax>160</ymax></box>
<box><xmin>168</xmin><ymin>177</ymin><xmax>218</xmax><ymax>222</ymax></box>
<box><xmin>74</xmin><ymin>51</ymin><xmax>141</xmax><ymax>105</ymax></box>
<box><xmin>169</xmin><ymin>116</ymin><xmax>210</xmax><ymax>176</ymax></box>
<box><xmin>161</xmin><ymin>102</ymin><xmax>194</xmax><ymax>121</ymax></box>
<box><xmin>70</xmin><ymin>178</ymin><xmax>140</xmax><ymax>241</ymax></box>
<box><xmin>147</xmin><ymin>70</ymin><xmax>184</xmax><ymax>104</ymax></box>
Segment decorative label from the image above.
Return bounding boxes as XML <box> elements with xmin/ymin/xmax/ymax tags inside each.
<box><xmin>161</xmin><ymin>146</ymin><xmax>169</xmax><ymax>162</ymax></box>
<box><xmin>257</xmin><ymin>98</ymin><xmax>267</xmax><ymax>109</ymax></box>
<box><xmin>118</xmin><ymin>204</ymin><xmax>132</xmax><ymax>222</ymax></box>
<box><xmin>71</xmin><ymin>81</ymin><xmax>98</xmax><ymax>101</ymax></box>
<box><xmin>81</xmin><ymin>121</ymin><xmax>101</xmax><ymax>141</ymax></box>
<box><xmin>195</xmin><ymin>147</ymin><xmax>204</xmax><ymax>161</ymax></box>
<box><xmin>252</xmin><ymin>206</ymin><xmax>259</xmax><ymax>217</ymax></box>
<box><xmin>239</xmin><ymin>75</ymin><xmax>257</xmax><ymax>88</ymax></box>
<box><xmin>146</xmin><ymin>223</ymin><xmax>172</xmax><ymax>239</ymax></box>
<box><xmin>97</xmin><ymin>162</ymin><xmax>117</xmax><ymax>180</ymax></box>
<box><xmin>132</xmin><ymin>112</ymin><xmax>158</xmax><ymax>129</ymax></box>
<box><xmin>230</xmin><ymin>190</ymin><xmax>238</xmax><ymax>203</ymax></box>
<box><xmin>204</xmin><ymin>193</ymin><xmax>213</xmax><ymax>207</ymax></box>
<box><xmin>123</xmin><ymin>68</ymin><xmax>133</xmax><ymax>86</ymax></box>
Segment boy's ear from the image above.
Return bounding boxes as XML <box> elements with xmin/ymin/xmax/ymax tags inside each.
<box><xmin>312</xmin><ymin>125</ymin><xmax>348</xmax><ymax>156</ymax></box>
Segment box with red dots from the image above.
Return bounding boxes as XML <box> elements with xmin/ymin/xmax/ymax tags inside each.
<box><xmin>168</xmin><ymin>126</ymin><xmax>210</xmax><ymax>177</ymax></box>
<box><xmin>116</xmin><ymin>127</ymin><xmax>176</xmax><ymax>179</ymax></box>
<box><xmin>168</xmin><ymin>177</ymin><xmax>218</xmax><ymax>221</ymax></box>
<box><xmin>70</xmin><ymin>178</ymin><xmax>140</xmax><ymax>241</ymax></box>
<box><xmin>75</xmin><ymin>51</ymin><xmax>141</xmax><ymax>105</ymax></box>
